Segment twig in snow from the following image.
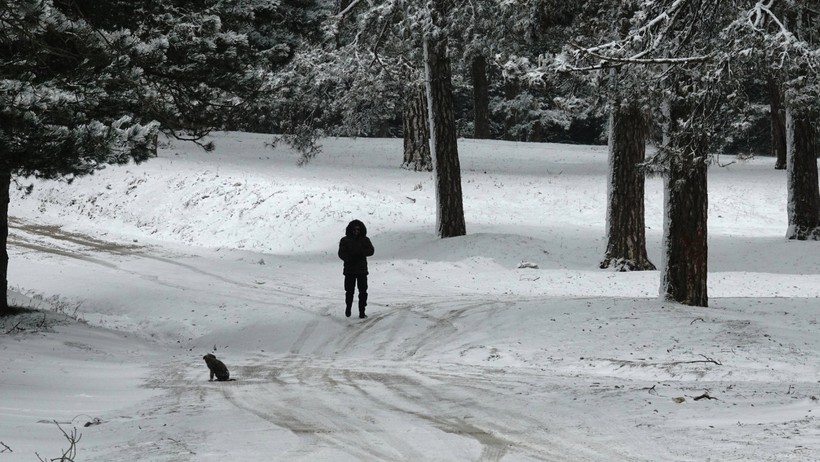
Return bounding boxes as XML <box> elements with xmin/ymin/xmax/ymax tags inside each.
<box><xmin>0</xmin><ymin>441</ymin><xmax>12</xmax><ymax>453</ymax></box>
<box><xmin>693</xmin><ymin>392</ymin><xmax>718</xmax><ymax>401</ymax></box>
<box><xmin>690</xmin><ymin>317</ymin><xmax>705</xmax><ymax>325</ymax></box>
<box><xmin>4</xmin><ymin>319</ymin><xmax>24</xmax><ymax>334</ymax></box>
<box><xmin>697</xmin><ymin>354</ymin><xmax>722</xmax><ymax>365</ymax></box>
<box><xmin>669</xmin><ymin>354</ymin><xmax>722</xmax><ymax>366</ymax></box>
<box><xmin>642</xmin><ymin>385</ymin><xmax>657</xmax><ymax>395</ymax></box>
<box><xmin>36</xmin><ymin>421</ymin><xmax>81</xmax><ymax>462</ymax></box>
<box><xmin>36</xmin><ymin>312</ymin><xmax>49</xmax><ymax>329</ymax></box>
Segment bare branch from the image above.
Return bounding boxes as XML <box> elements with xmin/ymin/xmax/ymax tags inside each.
<box><xmin>4</xmin><ymin>319</ymin><xmax>24</xmax><ymax>334</ymax></box>
<box><xmin>36</xmin><ymin>421</ymin><xmax>81</xmax><ymax>462</ymax></box>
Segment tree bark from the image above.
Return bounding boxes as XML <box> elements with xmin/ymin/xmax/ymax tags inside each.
<box><xmin>659</xmin><ymin>98</ymin><xmax>709</xmax><ymax>307</ymax></box>
<box><xmin>600</xmin><ymin>102</ymin><xmax>655</xmax><ymax>271</ymax></box>
<box><xmin>785</xmin><ymin>109</ymin><xmax>820</xmax><ymax>240</ymax></box>
<box><xmin>661</xmin><ymin>154</ymin><xmax>708</xmax><ymax>307</ymax></box>
<box><xmin>1</xmin><ymin>169</ymin><xmax>9</xmax><ymax>312</ymax></box>
<box><xmin>424</xmin><ymin>31</ymin><xmax>466</xmax><ymax>238</ymax></box>
<box><xmin>768</xmin><ymin>75</ymin><xmax>787</xmax><ymax>170</ymax></box>
<box><xmin>402</xmin><ymin>84</ymin><xmax>433</xmax><ymax>172</ymax></box>
<box><xmin>502</xmin><ymin>78</ymin><xmax>521</xmax><ymax>141</ymax></box>
<box><xmin>471</xmin><ymin>55</ymin><xmax>491</xmax><ymax>139</ymax></box>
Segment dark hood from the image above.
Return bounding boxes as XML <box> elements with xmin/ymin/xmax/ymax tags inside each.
<box><xmin>345</xmin><ymin>219</ymin><xmax>367</xmax><ymax>237</ymax></box>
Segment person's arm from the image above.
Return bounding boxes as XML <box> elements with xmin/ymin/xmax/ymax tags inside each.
<box><xmin>338</xmin><ymin>238</ymin><xmax>349</xmax><ymax>260</ymax></box>
<box><xmin>363</xmin><ymin>237</ymin><xmax>374</xmax><ymax>257</ymax></box>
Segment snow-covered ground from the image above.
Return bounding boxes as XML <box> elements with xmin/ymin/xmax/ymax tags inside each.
<box><xmin>2</xmin><ymin>132</ymin><xmax>818</xmax><ymax>461</ymax></box>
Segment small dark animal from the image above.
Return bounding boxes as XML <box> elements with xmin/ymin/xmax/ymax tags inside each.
<box><xmin>203</xmin><ymin>353</ymin><xmax>233</xmax><ymax>381</ymax></box>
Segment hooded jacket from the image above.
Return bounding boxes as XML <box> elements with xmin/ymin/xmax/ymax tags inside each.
<box><xmin>338</xmin><ymin>219</ymin><xmax>375</xmax><ymax>275</ymax></box>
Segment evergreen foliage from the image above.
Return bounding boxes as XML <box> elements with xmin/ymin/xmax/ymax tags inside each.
<box><xmin>0</xmin><ymin>0</ymin><xmax>311</xmax><ymax>310</ymax></box>
<box><xmin>1</xmin><ymin>0</ymin><xmax>158</xmax><ymax>178</ymax></box>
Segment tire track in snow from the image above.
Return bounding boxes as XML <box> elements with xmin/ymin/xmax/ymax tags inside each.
<box><xmin>8</xmin><ymin>217</ymin><xmax>335</xmax><ymax>317</ymax></box>
<box><xmin>216</xmin><ymin>372</ymin><xmax>425</xmax><ymax>460</ymax></box>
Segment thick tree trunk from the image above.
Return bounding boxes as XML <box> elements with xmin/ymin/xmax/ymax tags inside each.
<box><xmin>471</xmin><ymin>55</ymin><xmax>491</xmax><ymax>139</ymax></box>
<box><xmin>660</xmin><ymin>101</ymin><xmax>708</xmax><ymax>307</ymax></box>
<box><xmin>424</xmin><ymin>34</ymin><xmax>466</xmax><ymax>238</ymax></box>
<box><xmin>785</xmin><ymin>109</ymin><xmax>820</xmax><ymax>240</ymax></box>
<box><xmin>402</xmin><ymin>84</ymin><xmax>432</xmax><ymax>172</ymax></box>
<box><xmin>768</xmin><ymin>75</ymin><xmax>787</xmax><ymax>170</ymax></box>
<box><xmin>661</xmin><ymin>153</ymin><xmax>708</xmax><ymax>307</ymax></box>
<box><xmin>600</xmin><ymin>103</ymin><xmax>655</xmax><ymax>271</ymax></box>
<box><xmin>1</xmin><ymin>170</ymin><xmax>9</xmax><ymax>312</ymax></box>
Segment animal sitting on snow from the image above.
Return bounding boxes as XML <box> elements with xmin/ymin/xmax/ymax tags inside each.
<box><xmin>203</xmin><ymin>353</ymin><xmax>232</xmax><ymax>381</ymax></box>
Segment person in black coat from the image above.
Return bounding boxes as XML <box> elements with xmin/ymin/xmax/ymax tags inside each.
<box><xmin>338</xmin><ymin>219</ymin><xmax>375</xmax><ymax>318</ymax></box>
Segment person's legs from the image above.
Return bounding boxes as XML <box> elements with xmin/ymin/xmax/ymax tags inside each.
<box><xmin>357</xmin><ymin>275</ymin><xmax>368</xmax><ymax>317</ymax></box>
<box><xmin>344</xmin><ymin>275</ymin><xmax>356</xmax><ymax>317</ymax></box>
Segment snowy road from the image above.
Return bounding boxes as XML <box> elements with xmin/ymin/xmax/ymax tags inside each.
<box><xmin>9</xmin><ymin>217</ymin><xmax>818</xmax><ymax>461</ymax></box>
<box><xmin>10</xmin><ymin>218</ymin><xmax>642</xmax><ymax>461</ymax></box>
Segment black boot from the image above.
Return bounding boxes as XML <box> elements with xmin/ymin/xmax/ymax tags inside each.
<box><xmin>345</xmin><ymin>305</ymin><xmax>351</xmax><ymax>317</ymax></box>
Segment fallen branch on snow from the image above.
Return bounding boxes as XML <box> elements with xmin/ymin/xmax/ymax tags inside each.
<box><xmin>603</xmin><ymin>354</ymin><xmax>722</xmax><ymax>368</ymax></box>
<box><xmin>4</xmin><ymin>319</ymin><xmax>24</xmax><ymax>334</ymax></box>
<box><xmin>669</xmin><ymin>354</ymin><xmax>722</xmax><ymax>366</ymax></box>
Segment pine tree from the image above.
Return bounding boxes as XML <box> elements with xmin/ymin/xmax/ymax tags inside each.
<box><xmin>568</xmin><ymin>0</ymin><xmax>741</xmax><ymax>306</ymax></box>
<box><xmin>658</xmin><ymin>87</ymin><xmax>711</xmax><ymax>307</ymax></box>
<box><xmin>0</xmin><ymin>1</ymin><xmax>157</xmax><ymax>312</ymax></box>
<box><xmin>489</xmin><ymin>1</ymin><xmax>587</xmax><ymax>143</ymax></box>
<box><xmin>402</xmin><ymin>83</ymin><xmax>433</xmax><ymax>171</ymax></box>
<box><xmin>470</xmin><ymin>55</ymin><xmax>491</xmax><ymax>139</ymax></box>
<box><xmin>786</xmin><ymin>107</ymin><xmax>820</xmax><ymax>239</ymax></box>
<box><xmin>601</xmin><ymin>94</ymin><xmax>656</xmax><ymax>272</ymax></box>
<box><xmin>724</xmin><ymin>1</ymin><xmax>820</xmax><ymax>239</ymax></box>
<box><xmin>327</xmin><ymin>0</ymin><xmax>467</xmax><ymax>237</ymax></box>
<box><xmin>767</xmin><ymin>72</ymin><xmax>788</xmax><ymax>170</ymax></box>
<box><xmin>0</xmin><ymin>0</ymin><xmax>304</xmax><ymax>311</ymax></box>
<box><xmin>424</xmin><ymin>0</ymin><xmax>466</xmax><ymax>237</ymax></box>
<box><xmin>574</xmin><ymin>0</ymin><xmax>655</xmax><ymax>272</ymax></box>
<box><xmin>569</xmin><ymin>0</ymin><xmax>820</xmax><ymax>303</ymax></box>
<box><xmin>780</xmin><ymin>5</ymin><xmax>820</xmax><ymax>240</ymax></box>
<box><xmin>79</xmin><ymin>0</ymin><xmax>302</xmax><ymax>141</ymax></box>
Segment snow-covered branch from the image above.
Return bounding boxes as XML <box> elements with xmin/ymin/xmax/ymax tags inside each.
<box><xmin>569</xmin><ymin>42</ymin><xmax>713</xmax><ymax>69</ymax></box>
<box><xmin>581</xmin><ymin>0</ymin><xmax>688</xmax><ymax>56</ymax></box>
<box><xmin>337</xmin><ymin>0</ymin><xmax>364</xmax><ymax>18</ymax></box>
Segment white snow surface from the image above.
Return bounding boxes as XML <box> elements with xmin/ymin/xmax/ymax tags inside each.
<box><xmin>2</xmin><ymin>132</ymin><xmax>819</xmax><ymax>461</ymax></box>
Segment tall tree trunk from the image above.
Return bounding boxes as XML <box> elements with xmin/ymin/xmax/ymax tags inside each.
<box><xmin>661</xmin><ymin>155</ymin><xmax>708</xmax><ymax>307</ymax></box>
<box><xmin>1</xmin><ymin>169</ymin><xmax>9</xmax><ymax>312</ymax></box>
<box><xmin>785</xmin><ymin>108</ymin><xmax>820</xmax><ymax>240</ymax></box>
<box><xmin>768</xmin><ymin>75</ymin><xmax>787</xmax><ymax>170</ymax></box>
<box><xmin>471</xmin><ymin>55</ymin><xmax>490</xmax><ymax>139</ymax></box>
<box><xmin>402</xmin><ymin>84</ymin><xmax>432</xmax><ymax>172</ymax></box>
<box><xmin>424</xmin><ymin>29</ymin><xmax>466</xmax><ymax>238</ymax></box>
<box><xmin>660</xmin><ymin>100</ymin><xmax>708</xmax><ymax>307</ymax></box>
<box><xmin>502</xmin><ymin>79</ymin><xmax>521</xmax><ymax>141</ymax></box>
<box><xmin>600</xmin><ymin>102</ymin><xmax>655</xmax><ymax>271</ymax></box>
